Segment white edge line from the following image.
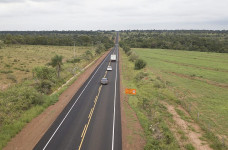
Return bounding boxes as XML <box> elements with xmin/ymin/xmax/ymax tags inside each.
<box><xmin>111</xmin><ymin>45</ymin><xmax>118</xmax><ymax>150</ymax></box>
<box><xmin>42</xmin><ymin>50</ymin><xmax>112</xmax><ymax>150</ymax></box>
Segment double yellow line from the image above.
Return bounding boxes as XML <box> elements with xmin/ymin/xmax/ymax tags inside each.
<box><xmin>78</xmin><ymin>60</ymin><xmax>111</xmax><ymax>150</ymax></box>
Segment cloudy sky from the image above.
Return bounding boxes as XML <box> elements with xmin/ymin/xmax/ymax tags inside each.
<box><xmin>0</xmin><ymin>0</ymin><xmax>227</xmax><ymax>30</ymax></box>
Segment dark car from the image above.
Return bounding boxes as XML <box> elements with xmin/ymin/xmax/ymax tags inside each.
<box><xmin>101</xmin><ymin>78</ymin><xmax>108</xmax><ymax>85</ymax></box>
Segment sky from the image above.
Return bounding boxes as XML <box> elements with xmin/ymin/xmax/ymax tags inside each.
<box><xmin>0</xmin><ymin>0</ymin><xmax>228</xmax><ymax>30</ymax></box>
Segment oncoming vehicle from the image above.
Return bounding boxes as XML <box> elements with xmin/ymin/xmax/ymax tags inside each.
<box><xmin>107</xmin><ymin>66</ymin><xmax>112</xmax><ymax>71</ymax></box>
<box><xmin>101</xmin><ymin>78</ymin><xmax>108</xmax><ymax>85</ymax></box>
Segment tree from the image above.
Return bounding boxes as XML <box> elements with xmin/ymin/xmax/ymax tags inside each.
<box><xmin>95</xmin><ymin>44</ymin><xmax>105</xmax><ymax>55</ymax></box>
<box><xmin>48</xmin><ymin>55</ymin><xmax>63</xmax><ymax>78</ymax></box>
<box><xmin>84</xmin><ymin>50</ymin><xmax>93</xmax><ymax>60</ymax></box>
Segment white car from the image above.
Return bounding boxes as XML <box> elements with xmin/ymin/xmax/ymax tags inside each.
<box><xmin>107</xmin><ymin>66</ymin><xmax>112</xmax><ymax>71</ymax></box>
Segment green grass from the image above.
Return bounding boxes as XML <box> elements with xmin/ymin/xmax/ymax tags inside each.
<box><xmin>0</xmin><ymin>45</ymin><xmax>106</xmax><ymax>149</ymax></box>
<box><xmin>0</xmin><ymin>45</ymin><xmax>93</xmax><ymax>90</ymax></box>
<box><xmin>0</xmin><ymin>86</ymin><xmax>59</xmax><ymax>149</ymax></box>
<box><xmin>120</xmin><ymin>49</ymin><xmax>180</xmax><ymax>149</ymax></box>
<box><xmin>133</xmin><ymin>48</ymin><xmax>228</xmax><ymax>148</ymax></box>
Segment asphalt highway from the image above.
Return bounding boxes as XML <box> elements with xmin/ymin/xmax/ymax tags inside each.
<box><xmin>34</xmin><ymin>33</ymin><xmax>121</xmax><ymax>150</ymax></box>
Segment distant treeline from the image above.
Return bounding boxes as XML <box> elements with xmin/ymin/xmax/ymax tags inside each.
<box><xmin>0</xmin><ymin>31</ymin><xmax>115</xmax><ymax>49</ymax></box>
<box><xmin>119</xmin><ymin>30</ymin><xmax>228</xmax><ymax>53</ymax></box>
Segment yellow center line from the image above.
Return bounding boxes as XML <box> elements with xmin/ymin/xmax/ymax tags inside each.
<box><xmin>78</xmin><ymin>83</ymin><xmax>104</xmax><ymax>150</ymax></box>
<box><xmin>103</xmin><ymin>71</ymin><xmax>108</xmax><ymax>78</ymax></box>
<box><xmin>81</xmin><ymin>124</ymin><xmax>87</xmax><ymax>138</ymax></box>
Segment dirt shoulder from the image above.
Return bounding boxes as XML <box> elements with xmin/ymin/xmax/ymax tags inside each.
<box><xmin>3</xmin><ymin>51</ymin><xmax>110</xmax><ymax>150</ymax></box>
<box><xmin>119</xmin><ymin>49</ymin><xmax>145</xmax><ymax>150</ymax></box>
<box><xmin>162</xmin><ymin>101</ymin><xmax>212</xmax><ymax>150</ymax></box>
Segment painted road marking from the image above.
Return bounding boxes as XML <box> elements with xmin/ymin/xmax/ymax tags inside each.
<box><xmin>78</xmin><ymin>84</ymin><xmax>103</xmax><ymax>150</ymax></box>
<box><xmin>42</xmin><ymin>49</ymin><xmax>113</xmax><ymax>150</ymax></box>
<box><xmin>112</xmin><ymin>46</ymin><xmax>118</xmax><ymax>150</ymax></box>
<box><xmin>79</xmin><ymin>48</ymin><xmax>117</xmax><ymax>150</ymax></box>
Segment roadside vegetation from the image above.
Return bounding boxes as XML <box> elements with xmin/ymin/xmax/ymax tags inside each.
<box><xmin>120</xmin><ymin>43</ymin><xmax>228</xmax><ymax>149</ymax></box>
<box><xmin>0</xmin><ymin>31</ymin><xmax>115</xmax><ymax>149</ymax></box>
<box><xmin>133</xmin><ymin>48</ymin><xmax>228</xmax><ymax>149</ymax></box>
<box><xmin>120</xmin><ymin>48</ymin><xmax>180</xmax><ymax>149</ymax></box>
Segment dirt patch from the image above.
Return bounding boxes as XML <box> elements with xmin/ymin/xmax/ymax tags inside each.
<box><xmin>162</xmin><ymin>101</ymin><xmax>212</xmax><ymax>150</ymax></box>
<box><xmin>119</xmin><ymin>49</ymin><xmax>145</xmax><ymax>150</ymax></box>
<box><xmin>3</xmin><ymin>51</ymin><xmax>110</xmax><ymax>150</ymax></box>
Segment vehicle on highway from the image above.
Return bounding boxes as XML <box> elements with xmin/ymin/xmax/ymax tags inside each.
<box><xmin>111</xmin><ymin>54</ymin><xmax>116</xmax><ymax>61</ymax></box>
<box><xmin>101</xmin><ymin>78</ymin><xmax>108</xmax><ymax>85</ymax></box>
<box><xmin>107</xmin><ymin>66</ymin><xmax>112</xmax><ymax>71</ymax></box>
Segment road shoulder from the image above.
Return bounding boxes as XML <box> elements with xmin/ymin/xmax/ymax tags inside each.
<box><xmin>119</xmin><ymin>48</ymin><xmax>145</xmax><ymax>150</ymax></box>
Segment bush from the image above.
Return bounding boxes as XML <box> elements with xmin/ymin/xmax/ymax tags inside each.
<box><xmin>32</xmin><ymin>66</ymin><xmax>56</xmax><ymax>81</ymax></box>
<box><xmin>66</xmin><ymin>58</ymin><xmax>81</xmax><ymax>63</ymax></box>
<box><xmin>95</xmin><ymin>44</ymin><xmax>105</xmax><ymax>55</ymax></box>
<box><xmin>84</xmin><ymin>50</ymin><xmax>93</xmax><ymax>60</ymax></box>
<box><xmin>36</xmin><ymin>80</ymin><xmax>53</xmax><ymax>94</ymax></box>
<box><xmin>126</xmin><ymin>50</ymin><xmax>132</xmax><ymax>56</ymax></box>
<box><xmin>0</xmin><ymin>70</ymin><xmax>13</xmax><ymax>74</ymax></box>
<box><xmin>135</xmin><ymin>72</ymin><xmax>148</xmax><ymax>81</ymax></box>
<box><xmin>129</xmin><ymin>53</ymin><xmax>139</xmax><ymax>62</ymax></box>
<box><xmin>185</xmin><ymin>144</ymin><xmax>195</xmax><ymax>150</ymax></box>
<box><xmin>135</xmin><ymin>59</ymin><xmax>147</xmax><ymax>70</ymax></box>
<box><xmin>123</xmin><ymin>45</ymin><xmax>131</xmax><ymax>53</ymax></box>
<box><xmin>0</xmin><ymin>84</ymin><xmax>44</xmax><ymax>115</ymax></box>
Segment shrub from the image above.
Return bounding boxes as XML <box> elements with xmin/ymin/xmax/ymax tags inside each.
<box><xmin>36</xmin><ymin>80</ymin><xmax>53</xmax><ymax>94</ymax></box>
<box><xmin>66</xmin><ymin>58</ymin><xmax>81</xmax><ymax>63</ymax></box>
<box><xmin>95</xmin><ymin>44</ymin><xmax>105</xmax><ymax>55</ymax></box>
<box><xmin>129</xmin><ymin>53</ymin><xmax>139</xmax><ymax>62</ymax></box>
<box><xmin>0</xmin><ymin>84</ymin><xmax>44</xmax><ymax>115</ymax></box>
<box><xmin>185</xmin><ymin>144</ymin><xmax>195</xmax><ymax>150</ymax></box>
<box><xmin>0</xmin><ymin>70</ymin><xmax>13</xmax><ymax>74</ymax></box>
<box><xmin>135</xmin><ymin>59</ymin><xmax>147</xmax><ymax>70</ymax></box>
<box><xmin>126</xmin><ymin>50</ymin><xmax>132</xmax><ymax>56</ymax></box>
<box><xmin>135</xmin><ymin>72</ymin><xmax>148</xmax><ymax>81</ymax></box>
<box><xmin>123</xmin><ymin>46</ymin><xmax>131</xmax><ymax>53</ymax></box>
<box><xmin>32</xmin><ymin>66</ymin><xmax>56</xmax><ymax>81</ymax></box>
<box><xmin>153</xmin><ymin>80</ymin><xmax>165</xmax><ymax>88</ymax></box>
<box><xmin>4</xmin><ymin>64</ymin><xmax>11</xmax><ymax>68</ymax></box>
<box><xmin>84</xmin><ymin>50</ymin><xmax>93</xmax><ymax>60</ymax></box>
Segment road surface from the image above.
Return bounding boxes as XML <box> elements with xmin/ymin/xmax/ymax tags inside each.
<box><xmin>34</xmin><ymin>33</ymin><xmax>121</xmax><ymax>150</ymax></box>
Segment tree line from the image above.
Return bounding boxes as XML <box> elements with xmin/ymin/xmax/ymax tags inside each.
<box><xmin>0</xmin><ymin>31</ymin><xmax>115</xmax><ymax>50</ymax></box>
<box><xmin>119</xmin><ymin>30</ymin><xmax>228</xmax><ymax>53</ymax></box>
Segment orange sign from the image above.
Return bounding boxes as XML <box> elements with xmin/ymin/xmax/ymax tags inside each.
<box><xmin>125</xmin><ymin>89</ymin><xmax>136</xmax><ymax>95</ymax></box>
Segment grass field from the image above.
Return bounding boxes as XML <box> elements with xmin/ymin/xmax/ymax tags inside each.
<box><xmin>132</xmin><ymin>48</ymin><xmax>228</xmax><ymax>147</ymax></box>
<box><xmin>0</xmin><ymin>44</ymin><xmax>102</xmax><ymax>149</ymax></box>
<box><xmin>0</xmin><ymin>45</ymin><xmax>93</xmax><ymax>90</ymax></box>
<box><xmin>120</xmin><ymin>49</ymin><xmax>180</xmax><ymax>149</ymax></box>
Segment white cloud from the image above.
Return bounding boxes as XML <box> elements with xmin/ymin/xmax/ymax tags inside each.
<box><xmin>0</xmin><ymin>0</ymin><xmax>227</xmax><ymax>30</ymax></box>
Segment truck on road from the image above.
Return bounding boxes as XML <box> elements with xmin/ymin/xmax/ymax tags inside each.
<box><xmin>111</xmin><ymin>54</ymin><xmax>116</xmax><ymax>61</ymax></box>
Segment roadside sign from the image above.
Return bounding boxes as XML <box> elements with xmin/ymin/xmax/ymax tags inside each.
<box><xmin>125</xmin><ymin>88</ymin><xmax>136</xmax><ymax>95</ymax></box>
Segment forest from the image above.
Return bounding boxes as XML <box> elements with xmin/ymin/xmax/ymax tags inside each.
<box><xmin>0</xmin><ymin>31</ymin><xmax>115</xmax><ymax>49</ymax></box>
<box><xmin>119</xmin><ymin>30</ymin><xmax>228</xmax><ymax>53</ymax></box>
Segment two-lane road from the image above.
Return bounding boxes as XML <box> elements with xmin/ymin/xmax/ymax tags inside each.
<box><xmin>34</xmin><ymin>33</ymin><xmax>121</xmax><ymax>150</ymax></box>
